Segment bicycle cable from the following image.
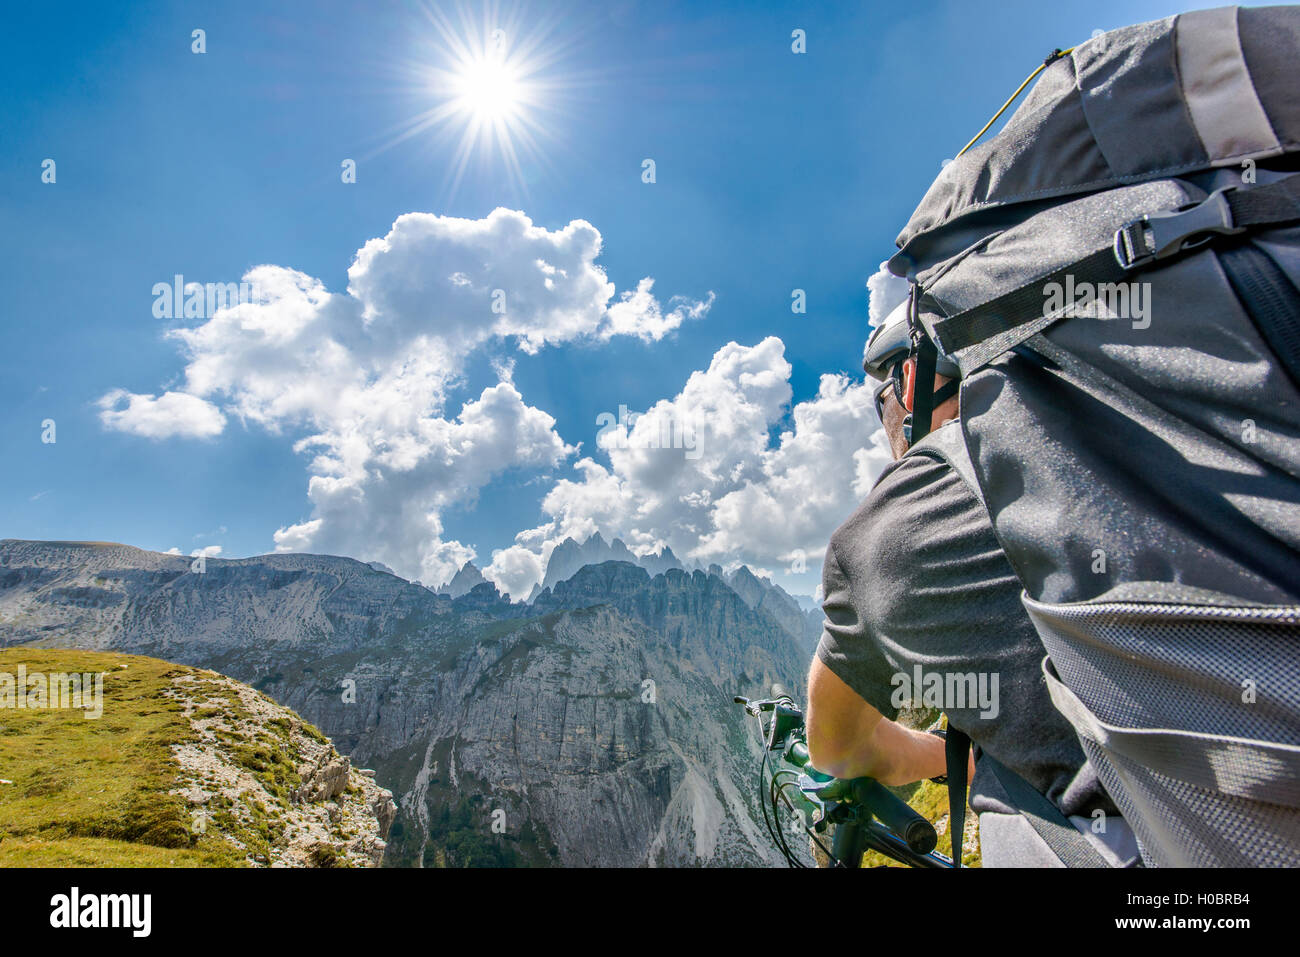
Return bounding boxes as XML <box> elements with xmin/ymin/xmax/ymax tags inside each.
<box><xmin>770</xmin><ymin>771</ymin><xmax>806</xmax><ymax>867</ymax></box>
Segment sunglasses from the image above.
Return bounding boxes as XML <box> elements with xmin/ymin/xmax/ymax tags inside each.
<box><xmin>873</xmin><ymin>363</ymin><xmax>907</xmax><ymax>422</ymax></box>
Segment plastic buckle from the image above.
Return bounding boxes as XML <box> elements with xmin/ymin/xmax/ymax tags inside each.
<box><xmin>1113</xmin><ymin>186</ymin><xmax>1246</xmax><ymax>271</ymax></box>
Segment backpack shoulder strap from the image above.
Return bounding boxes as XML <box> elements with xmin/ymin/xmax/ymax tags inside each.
<box><xmin>944</xmin><ymin>726</ymin><xmax>970</xmax><ymax>868</ymax></box>
<box><xmin>908</xmin><ymin>425</ymin><xmax>1114</xmax><ymax>868</ymax></box>
<box><xmin>905</xmin><ymin>422</ymin><xmax>984</xmax><ymax>509</ymax></box>
<box><xmin>906</xmin><ymin>426</ymin><xmax>983</xmax><ymax>867</ymax></box>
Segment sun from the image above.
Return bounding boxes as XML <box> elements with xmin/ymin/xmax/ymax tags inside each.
<box><xmin>453</xmin><ymin>54</ymin><xmax>525</xmax><ymax>121</ymax></box>
<box><xmin>371</xmin><ymin>4</ymin><xmax>578</xmax><ymax>199</ymax></box>
<box><xmin>429</xmin><ymin>35</ymin><xmax>543</xmax><ymax>193</ymax></box>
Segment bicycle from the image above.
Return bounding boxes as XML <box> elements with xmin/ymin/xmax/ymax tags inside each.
<box><xmin>735</xmin><ymin>692</ymin><xmax>955</xmax><ymax>868</ymax></box>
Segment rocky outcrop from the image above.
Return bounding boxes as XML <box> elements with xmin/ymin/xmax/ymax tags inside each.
<box><xmin>168</xmin><ymin>669</ymin><xmax>396</xmax><ymax>867</ymax></box>
<box><xmin>293</xmin><ymin>750</ymin><xmax>352</xmax><ymax>804</ymax></box>
<box><xmin>0</xmin><ymin>645</ymin><xmax>394</xmax><ymax>868</ymax></box>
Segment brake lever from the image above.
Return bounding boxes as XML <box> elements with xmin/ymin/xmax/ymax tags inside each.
<box><xmin>796</xmin><ymin>771</ymin><xmax>837</xmax><ymax>827</ymax></box>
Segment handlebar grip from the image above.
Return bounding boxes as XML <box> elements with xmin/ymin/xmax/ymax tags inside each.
<box><xmin>785</xmin><ymin>740</ymin><xmax>811</xmax><ymax>769</ymax></box>
<box><xmin>851</xmin><ymin>778</ymin><xmax>938</xmax><ymax>854</ymax></box>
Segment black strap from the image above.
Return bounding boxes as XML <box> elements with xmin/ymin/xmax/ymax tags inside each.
<box><xmin>935</xmin><ymin>247</ymin><xmax>1116</xmax><ymax>357</ymax></box>
<box><xmin>1219</xmin><ymin>243</ymin><xmax>1300</xmax><ymax>391</ymax></box>
<box><xmin>931</xmin><ymin>172</ymin><xmax>1300</xmax><ymax>371</ymax></box>
<box><xmin>930</xmin><ymin>377</ymin><xmax>959</xmax><ymax>408</ymax></box>
<box><xmin>1229</xmin><ymin>172</ymin><xmax>1300</xmax><ymax>229</ymax></box>
<box><xmin>944</xmin><ymin>725</ymin><xmax>970</xmax><ymax>868</ymax></box>
<box><xmin>911</xmin><ymin>334</ymin><xmax>938</xmax><ymax>443</ymax></box>
<box><xmin>982</xmin><ymin>754</ymin><xmax>1114</xmax><ymax>868</ymax></box>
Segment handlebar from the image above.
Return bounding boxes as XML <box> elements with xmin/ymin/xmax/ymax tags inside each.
<box><xmin>839</xmin><ymin>778</ymin><xmax>937</xmax><ymax>854</ymax></box>
<box><xmin>734</xmin><ymin>691</ymin><xmax>948</xmax><ymax>866</ymax></box>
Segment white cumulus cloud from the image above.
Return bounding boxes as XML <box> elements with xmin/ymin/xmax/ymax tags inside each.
<box><xmin>98</xmin><ymin>389</ymin><xmax>226</xmax><ymax>439</ymax></box>
<box><xmin>487</xmin><ymin>337</ymin><xmax>892</xmax><ymax>597</ymax></box>
<box><xmin>272</xmin><ymin>380</ymin><xmax>573</xmax><ymax>587</ymax></box>
<box><xmin>484</xmin><ymin>544</ymin><xmax>546</xmax><ymax>602</ymax></box>
<box><xmin>101</xmin><ymin>209</ymin><xmax>710</xmax><ymax>584</ymax></box>
<box><xmin>163</xmin><ymin>544</ymin><xmax>223</xmax><ymax>558</ymax></box>
<box><xmin>866</xmin><ymin>260</ymin><xmax>910</xmax><ymax>329</ymax></box>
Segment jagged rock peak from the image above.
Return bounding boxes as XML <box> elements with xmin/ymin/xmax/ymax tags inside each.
<box><xmin>441</xmin><ymin>562</ymin><xmax>486</xmax><ymax>598</ymax></box>
<box><xmin>541</xmin><ymin>533</ymin><xmax>681</xmax><ymax>591</ymax></box>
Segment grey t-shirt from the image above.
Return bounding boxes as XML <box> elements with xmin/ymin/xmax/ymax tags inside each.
<box><xmin>815</xmin><ymin>445</ymin><xmax>1114</xmax><ymax>821</ymax></box>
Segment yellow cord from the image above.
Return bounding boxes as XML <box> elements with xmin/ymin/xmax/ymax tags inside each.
<box><xmin>954</xmin><ymin>46</ymin><xmax>1075</xmax><ymax>159</ymax></box>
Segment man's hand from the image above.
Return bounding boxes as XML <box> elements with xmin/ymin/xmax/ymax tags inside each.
<box><xmin>806</xmin><ymin>656</ymin><xmax>973</xmax><ymax>785</ymax></box>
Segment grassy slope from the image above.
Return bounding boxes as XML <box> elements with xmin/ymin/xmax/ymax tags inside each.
<box><xmin>2</xmin><ymin>649</ymin><xmax>260</xmax><ymax>866</ymax></box>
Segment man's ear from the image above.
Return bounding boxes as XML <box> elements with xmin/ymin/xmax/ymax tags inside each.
<box><xmin>902</xmin><ymin>357</ymin><xmax>916</xmax><ymax>413</ymax></box>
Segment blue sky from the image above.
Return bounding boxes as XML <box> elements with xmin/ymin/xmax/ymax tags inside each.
<box><xmin>3</xmin><ymin>0</ymin><xmax>1207</xmax><ymax>597</ymax></box>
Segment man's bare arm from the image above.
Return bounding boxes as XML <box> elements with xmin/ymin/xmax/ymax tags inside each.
<box><xmin>805</xmin><ymin>656</ymin><xmax>954</xmax><ymax>786</ymax></box>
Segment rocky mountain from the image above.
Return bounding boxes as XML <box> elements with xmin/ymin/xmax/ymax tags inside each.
<box><xmin>0</xmin><ymin>539</ymin><xmax>810</xmax><ymax>867</ymax></box>
<box><xmin>527</xmin><ymin>533</ymin><xmax>824</xmax><ymax>653</ymax></box>
<box><xmin>636</xmin><ymin>544</ymin><xmax>686</xmax><ymax>579</ymax></box>
<box><xmin>726</xmin><ymin>566</ymin><xmax>824</xmax><ymax>654</ymax></box>
<box><xmin>0</xmin><ymin>647</ymin><xmax>394</xmax><ymax>867</ymax></box>
<box><xmin>438</xmin><ymin>561</ymin><xmax>488</xmax><ymax>598</ymax></box>
<box><xmin>539</xmin><ymin>532</ymin><xmax>683</xmax><ymax>592</ymax></box>
<box><xmin>793</xmin><ymin>593</ymin><xmax>821</xmax><ymax>614</ymax></box>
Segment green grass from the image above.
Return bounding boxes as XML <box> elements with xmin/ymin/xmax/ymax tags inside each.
<box><xmin>0</xmin><ymin>649</ymin><xmax>248</xmax><ymax>867</ymax></box>
<box><xmin>230</xmin><ymin>742</ymin><xmax>302</xmax><ymax>800</ymax></box>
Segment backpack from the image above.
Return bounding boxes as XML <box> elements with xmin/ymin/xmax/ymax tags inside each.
<box><xmin>909</xmin><ymin>424</ymin><xmax>1134</xmax><ymax>868</ymax></box>
<box><xmin>892</xmin><ymin>5</ymin><xmax>1300</xmax><ymax>866</ymax></box>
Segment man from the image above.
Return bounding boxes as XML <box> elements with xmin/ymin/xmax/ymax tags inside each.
<box><xmin>805</xmin><ymin>301</ymin><xmax>1136</xmax><ymax>866</ymax></box>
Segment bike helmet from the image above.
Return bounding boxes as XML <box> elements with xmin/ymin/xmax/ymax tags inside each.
<box><xmin>863</xmin><ymin>298</ymin><xmax>960</xmax><ymax>382</ymax></box>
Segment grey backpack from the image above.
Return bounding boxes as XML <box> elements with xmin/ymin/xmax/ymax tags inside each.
<box><xmin>891</xmin><ymin>5</ymin><xmax>1300</xmax><ymax>866</ymax></box>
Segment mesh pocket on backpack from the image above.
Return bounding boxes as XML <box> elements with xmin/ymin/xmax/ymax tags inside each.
<box><xmin>1024</xmin><ymin>596</ymin><xmax>1300</xmax><ymax>867</ymax></box>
